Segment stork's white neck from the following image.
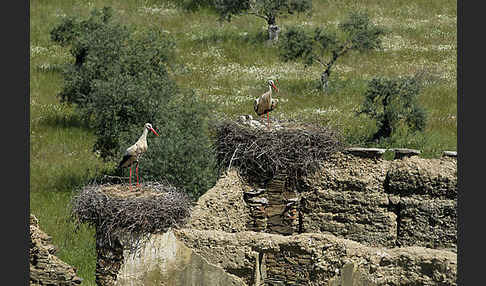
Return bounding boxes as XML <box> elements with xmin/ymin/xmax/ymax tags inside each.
<box><xmin>139</xmin><ymin>127</ymin><xmax>149</xmax><ymax>142</ymax></box>
<box><xmin>268</xmin><ymin>84</ymin><xmax>273</xmax><ymax>94</ymax></box>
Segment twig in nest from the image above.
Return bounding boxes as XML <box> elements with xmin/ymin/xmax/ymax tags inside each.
<box><xmin>103</xmin><ymin>175</ymin><xmax>129</xmax><ymax>181</ymax></box>
<box><xmin>227</xmin><ymin>144</ymin><xmax>240</xmax><ymax>172</ymax></box>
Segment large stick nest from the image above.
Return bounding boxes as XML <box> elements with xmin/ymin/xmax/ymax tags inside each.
<box><xmin>214</xmin><ymin>120</ymin><xmax>345</xmax><ymax>184</ymax></box>
<box><xmin>71</xmin><ymin>182</ymin><xmax>192</xmax><ymax>246</ymax></box>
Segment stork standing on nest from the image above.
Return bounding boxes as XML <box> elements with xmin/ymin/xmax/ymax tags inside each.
<box><xmin>118</xmin><ymin>123</ymin><xmax>159</xmax><ymax>191</ymax></box>
<box><xmin>254</xmin><ymin>79</ymin><xmax>279</xmax><ymax>128</ymax></box>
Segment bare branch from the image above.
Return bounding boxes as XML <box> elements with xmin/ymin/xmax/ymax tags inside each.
<box><xmin>247</xmin><ymin>11</ymin><xmax>269</xmax><ymax>21</ymax></box>
<box><xmin>313</xmin><ymin>58</ymin><xmax>326</xmax><ymax>67</ymax></box>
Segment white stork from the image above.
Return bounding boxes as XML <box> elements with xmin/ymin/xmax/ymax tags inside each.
<box><xmin>254</xmin><ymin>79</ymin><xmax>279</xmax><ymax>128</ymax></box>
<box><xmin>118</xmin><ymin>123</ymin><xmax>159</xmax><ymax>190</ymax></box>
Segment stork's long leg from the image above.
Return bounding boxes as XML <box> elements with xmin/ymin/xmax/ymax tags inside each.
<box><xmin>136</xmin><ymin>162</ymin><xmax>140</xmax><ymax>188</ymax></box>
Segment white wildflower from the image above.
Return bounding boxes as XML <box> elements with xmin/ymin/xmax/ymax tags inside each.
<box><xmin>30</xmin><ymin>46</ymin><xmax>48</xmax><ymax>57</ymax></box>
<box><xmin>138</xmin><ymin>5</ymin><xmax>178</xmax><ymax>16</ymax></box>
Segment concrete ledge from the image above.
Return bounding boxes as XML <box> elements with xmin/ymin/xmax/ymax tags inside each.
<box><xmin>442</xmin><ymin>151</ymin><xmax>457</xmax><ymax>158</ymax></box>
<box><xmin>344</xmin><ymin>147</ymin><xmax>387</xmax><ymax>158</ymax></box>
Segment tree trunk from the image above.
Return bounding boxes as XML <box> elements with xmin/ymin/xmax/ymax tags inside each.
<box><xmin>267</xmin><ymin>15</ymin><xmax>280</xmax><ymax>43</ymax></box>
<box><xmin>268</xmin><ymin>24</ymin><xmax>281</xmax><ymax>42</ymax></box>
<box><xmin>320</xmin><ymin>50</ymin><xmax>340</xmax><ymax>92</ymax></box>
<box><xmin>372</xmin><ymin>117</ymin><xmax>392</xmax><ymax>141</ymax></box>
<box><xmin>75</xmin><ymin>48</ymin><xmax>87</xmax><ymax>68</ymax></box>
<box><xmin>320</xmin><ymin>70</ymin><xmax>329</xmax><ymax>92</ymax></box>
<box><xmin>372</xmin><ymin>95</ymin><xmax>393</xmax><ymax>141</ymax></box>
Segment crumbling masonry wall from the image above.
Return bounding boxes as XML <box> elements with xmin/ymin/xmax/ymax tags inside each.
<box><xmin>235</xmin><ymin>151</ymin><xmax>457</xmax><ymax>251</ymax></box>
<box><xmin>174</xmin><ymin>229</ymin><xmax>457</xmax><ymax>286</ymax></box>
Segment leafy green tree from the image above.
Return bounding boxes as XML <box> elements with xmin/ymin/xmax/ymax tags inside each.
<box><xmin>50</xmin><ymin>7</ymin><xmax>131</xmax><ymax>108</ymax></box>
<box><xmin>279</xmin><ymin>11</ymin><xmax>385</xmax><ymax>91</ymax></box>
<box><xmin>358</xmin><ymin>76</ymin><xmax>427</xmax><ymax>141</ymax></box>
<box><xmin>185</xmin><ymin>0</ymin><xmax>312</xmax><ymax>42</ymax></box>
<box><xmin>50</xmin><ymin>7</ymin><xmax>218</xmax><ymax>198</ymax></box>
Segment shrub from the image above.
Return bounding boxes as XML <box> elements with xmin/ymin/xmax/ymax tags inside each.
<box><xmin>358</xmin><ymin>76</ymin><xmax>428</xmax><ymax>141</ymax></box>
<box><xmin>179</xmin><ymin>0</ymin><xmax>214</xmax><ymax>11</ymax></box>
<box><xmin>89</xmin><ymin>71</ymin><xmax>177</xmax><ymax>158</ymax></box>
<box><xmin>50</xmin><ymin>7</ymin><xmax>218</xmax><ymax>198</ymax></box>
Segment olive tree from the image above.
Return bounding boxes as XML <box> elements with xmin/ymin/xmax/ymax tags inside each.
<box><xmin>358</xmin><ymin>76</ymin><xmax>428</xmax><ymax>141</ymax></box>
<box><xmin>279</xmin><ymin>11</ymin><xmax>385</xmax><ymax>91</ymax></box>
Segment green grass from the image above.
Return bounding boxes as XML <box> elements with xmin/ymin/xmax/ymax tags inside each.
<box><xmin>30</xmin><ymin>0</ymin><xmax>457</xmax><ymax>284</ymax></box>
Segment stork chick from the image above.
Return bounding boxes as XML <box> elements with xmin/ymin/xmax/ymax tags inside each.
<box><xmin>254</xmin><ymin>79</ymin><xmax>279</xmax><ymax>128</ymax></box>
<box><xmin>118</xmin><ymin>123</ymin><xmax>159</xmax><ymax>191</ymax></box>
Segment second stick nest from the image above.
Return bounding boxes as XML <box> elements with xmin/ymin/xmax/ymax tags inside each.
<box><xmin>214</xmin><ymin>120</ymin><xmax>345</xmax><ymax>184</ymax></box>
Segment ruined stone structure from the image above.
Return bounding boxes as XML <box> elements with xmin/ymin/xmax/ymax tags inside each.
<box><xmin>174</xmin><ymin>229</ymin><xmax>456</xmax><ymax>286</ymax></box>
<box><xmin>90</xmin><ymin>148</ymin><xmax>457</xmax><ymax>285</ymax></box>
<box><xmin>29</xmin><ymin>214</ymin><xmax>83</xmax><ymax>286</ymax></box>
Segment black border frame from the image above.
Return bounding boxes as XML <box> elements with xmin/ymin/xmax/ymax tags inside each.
<box><xmin>4</xmin><ymin>0</ymin><xmax>30</xmax><ymax>285</ymax></box>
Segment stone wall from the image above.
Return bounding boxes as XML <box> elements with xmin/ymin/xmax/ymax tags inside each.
<box><xmin>385</xmin><ymin>155</ymin><xmax>457</xmax><ymax>249</ymax></box>
<box><xmin>239</xmin><ymin>151</ymin><xmax>457</xmax><ymax>251</ymax></box>
<box><xmin>29</xmin><ymin>214</ymin><xmax>83</xmax><ymax>286</ymax></box>
<box><xmin>110</xmin><ymin>228</ymin><xmax>457</xmax><ymax>286</ymax></box>
<box><xmin>187</xmin><ymin>170</ymin><xmax>253</xmax><ymax>233</ymax></box>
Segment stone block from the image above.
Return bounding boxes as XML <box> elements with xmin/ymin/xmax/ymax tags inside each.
<box><xmin>386</xmin><ymin>156</ymin><xmax>457</xmax><ymax>199</ymax></box>
<box><xmin>301</xmin><ymin>189</ymin><xmax>397</xmax><ymax>247</ymax></box>
<box><xmin>397</xmin><ymin>197</ymin><xmax>457</xmax><ymax>250</ymax></box>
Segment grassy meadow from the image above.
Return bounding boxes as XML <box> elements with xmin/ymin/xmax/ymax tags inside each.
<box><xmin>30</xmin><ymin>0</ymin><xmax>457</xmax><ymax>284</ymax></box>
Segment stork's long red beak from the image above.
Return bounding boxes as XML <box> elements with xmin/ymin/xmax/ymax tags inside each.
<box><xmin>150</xmin><ymin>128</ymin><xmax>159</xmax><ymax>136</ymax></box>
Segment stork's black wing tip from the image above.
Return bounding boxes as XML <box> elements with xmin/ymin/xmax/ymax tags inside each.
<box><xmin>118</xmin><ymin>154</ymin><xmax>131</xmax><ymax>168</ymax></box>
